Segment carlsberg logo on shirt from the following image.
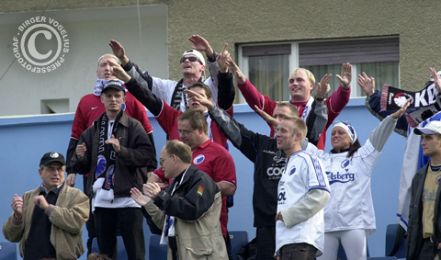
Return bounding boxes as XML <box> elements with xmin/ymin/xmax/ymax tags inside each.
<box><xmin>326</xmin><ymin>171</ymin><xmax>355</xmax><ymax>184</ymax></box>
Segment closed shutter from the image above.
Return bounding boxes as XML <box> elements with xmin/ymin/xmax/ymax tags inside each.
<box><xmin>299</xmin><ymin>37</ymin><xmax>399</xmax><ymax>66</ymax></box>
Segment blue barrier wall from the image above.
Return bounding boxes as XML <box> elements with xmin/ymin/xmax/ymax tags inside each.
<box><xmin>0</xmin><ymin>99</ymin><xmax>406</xmax><ymax>258</ymax></box>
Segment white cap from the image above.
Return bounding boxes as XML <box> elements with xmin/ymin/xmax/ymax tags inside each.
<box><xmin>181</xmin><ymin>49</ymin><xmax>205</xmax><ymax>66</ymax></box>
<box><xmin>414</xmin><ymin>120</ymin><xmax>441</xmax><ymax>135</ymax></box>
<box><xmin>332</xmin><ymin>121</ymin><xmax>358</xmax><ymax>144</ymax></box>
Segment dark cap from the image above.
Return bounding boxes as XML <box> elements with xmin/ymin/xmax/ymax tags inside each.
<box><xmin>40</xmin><ymin>152</ymin><xmax>66</xmax><ymax>166</ymax></box>
<box><xmin>101</xmin><ymin>80</ymin><xmax>126</xmax><ymax>94</ymax></box>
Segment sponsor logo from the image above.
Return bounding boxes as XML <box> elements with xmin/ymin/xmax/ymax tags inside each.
<box><xmin>278</xmin><ymin>191</ymin><xmax>286</xmax><ymax>203</ymax></box>
<box><xmin>12</xmin><ymin>15</ymin><xmax>70</xmax><ymax>73</ymax></box>
<box><xmin>193</xmin><ymin>154</ymin><xmax>205</xmax><ymax>165</ymax></box>
<box><xmin>267</xmin><ymin>167</ymin><xmax>285</xmax><ymax>177</ymax></box>
<box><xmin>327</xmin><ymin>171</ymin><xmax>355</xmax><ymax>185</ymax></box>
<box><xmin>289</xmin><ymin>166</ymin><xmax>296</xmax><ymax>176</ymax></box>
<box><xmin>273</xmin><ymin>154</ymin><xmax>286</xmax><ymax>164</ymax></box>
<box><xmin>341</xmin><ymin>159</ymin><xmax>350</xmax><ymax>168</ymax></box>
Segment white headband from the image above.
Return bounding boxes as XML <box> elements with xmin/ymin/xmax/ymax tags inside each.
<box><xmin>333</xmin><ymin>122</ymin><xmax>357</xmax><ymax>144</ymax></box>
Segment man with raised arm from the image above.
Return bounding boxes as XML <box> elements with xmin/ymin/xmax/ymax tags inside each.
<box><xmin>237</xmin><ymin>62</ymin><xmax>351</xmax><ymax>148</ymax></box>
<box><xmin>109</xmin><ymin>35</ymin><xmax>229</xmax><ymax>112</ymax></box>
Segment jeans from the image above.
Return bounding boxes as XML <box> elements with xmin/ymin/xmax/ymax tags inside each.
<box><xmin>280</xmin><ymin>243</ymin><xmax>317</xmax><ymax>260</ymax></box>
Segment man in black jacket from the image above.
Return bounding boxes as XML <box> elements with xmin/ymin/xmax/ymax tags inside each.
<box><xmin>131</xmin><ymin>140</ymin><xmax>228</xmax><ymax>259</ymax></box>
<box><xmin>408</xmin><ymin>120</ymin><xmax>441</xmax><ymax>259</ymax></box>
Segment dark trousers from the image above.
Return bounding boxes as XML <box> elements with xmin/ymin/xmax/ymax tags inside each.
<box><xmin>94</xmin><ymin>207</ymin><xmax>145</xmax><ymax>260</ymax></box>
<box><xmin>418</xmin><ymin>238</ymin><xmax>436</xmax><ymax>260</ymax></box>
<box><xmin>86</xmin><ymin>210</ymin><xmax>96</xmax><ymax>255</ymax></box>
<box><xmin>280</xmin><ymin>243</ymin><xmax>317</xmax><ymax>260</ymax></box>
<box><xmin>255</xmin><ymin>226</ymin><xmax>276</xmax><ymax>260</ymax></box>
<box><xmin>225</xmin><ymin>233</ymin><xmax>233</xmax><ymax>260</ymax></box>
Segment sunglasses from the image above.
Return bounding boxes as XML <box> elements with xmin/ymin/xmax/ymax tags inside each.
<box><xmin>180</xmin><ymin>56</ymin><xmax>199</xmax><ymax>63</ymax></box>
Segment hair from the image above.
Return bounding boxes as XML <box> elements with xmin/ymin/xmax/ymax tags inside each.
<box><xmin>97</xmin><ymin>53</ymin><xmax>120</xmax><ymax>66</ymax></box>
<box><xmin>276</xmin><ymin>101</ymin><xmax>299</xmax><ymax>118</ymax></box>
<box><xmin>164</xmin><ymin>140</ymin><xmax>192</xmax><ymax>163</ymax></box>
<box><xmin>178</xmin><ymin>109</ymin><xmax>208</xmax><ymax>134</ymax></box>
<box><xmin>187</xmin><ymin>82</ymin><xmax>212</xmax><ymax>99</ymax></box>
<box><xmin>292</xmin><ymin>117</ymin><xmax>308</xmax><ymax>140</ymax></box>
<box><xmin>291</xmin><ymin>68</ymin><xmax>316</xmax><ymax>86</ymax></box>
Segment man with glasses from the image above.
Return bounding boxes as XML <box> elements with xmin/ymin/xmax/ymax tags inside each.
<box><xmin>3</xmin><ymin>152</ymin><xmax>89</xmax><ymax>260</ymax></box>
<box><xmin>130</xmin><ymin>140</ymin><xmax>228</xmax><ymax>259</ymax></box>
<box><xmin>109</xmin><ymin>35</ymin><xmax>229</xmax><ymax>112</ymax></box>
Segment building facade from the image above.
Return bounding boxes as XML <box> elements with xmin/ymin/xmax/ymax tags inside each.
<box><xmin>0</xmin><ymin>0</ymin><xmax>440</xmax><ymax>115</ymax></box>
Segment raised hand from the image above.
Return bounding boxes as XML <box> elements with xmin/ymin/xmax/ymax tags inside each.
<box><xmin>357</xmin><ymin>72</ymin><xmax>375</xmax><ymax>97</ymax></box>
<box><xmin>33</xmin><ymin>195</ymin><xmax>49</xmax><ymax>210</ymax></box>
<box><xmin>217</xmin><ymin>43</ymin><xmax>231</xmax><ymax>73</ymax></box>
<box><xmin>391</xmin><ymin>99</ymin><xmax>411</xmax><ymax>119</ymax></box>
<box><xmin>105</xmin><ymin>135</ymin><xmax>121</xmax><ymax>152</ymax></box>
<box><xmin>108</xmin><ymin>59</ymin><xmax>131</xmax><ymax>83</ymax></box>
<box><xmin>188</xmin><ymin>35</ymin><xmax>214</xmax><ymax>56</ymax></box>
<box><xmin>336</xmin><ymin>63</ymin><xmax>352</xmax><ymax>88</ymax></box>
<box><xmin>316</xmin><ymin>73</ymin><xmax>331</xmax><ymax>99</ymax></box>
<box><xmin>430</xmin><ymin>67</ymin><xmax>441</xmax><ymax>92</ymax></box>
<box><xmin>11</xmin><ymin>194</ymin><xmax>23</xmax><ymax>219</ymax></box>
<box><xmin>255</xmin><ymin>105</ymin><xmax>278</xmax><ymax>128</ymax></box>
<box><xmin>66</xmin><ymin>173</ymin><xmax>76</xmax><ymax>186</ymax></box>
<box><xmin>130</xmin><ymin>187</ymin><xmax>151</xmax><ymax>206</ymax></box>
<box><xmin>75</xmin><ymin>142</ymin><xmax>87</xmax><ymax>158</ymax></box>
<box><xmin>185</xmin><ymin>89</ymin><xmax>214</xmax><ymax>110</ymax></box>
<box><xmin>109</xmin><ymin>40</ymin><xmax>129</xmax><ymax>65</ymax></box>
<box><xmin>229</xmin><ymin>59</ymin><xmax>247</xmax><ymax>85</ymax></box>
<box><xmin>143</xmin><ymin>182</ymin><xmax>161</xmax><ymax>199</ymax></box>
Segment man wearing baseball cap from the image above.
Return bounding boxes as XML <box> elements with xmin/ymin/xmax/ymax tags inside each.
<box><xmin>3</xmin><ymin>152</ymin><xmax>89</xmax><ymax>260</ymax></box>
<box><xmin>71</xmin><ymin>79</ymin><xmax>157</xmax><ymax>260</ymax></box>
<box><xmin>407</xmin><ymin>120</ymin><xmax>441</xmax><ymax>259</ymax></box>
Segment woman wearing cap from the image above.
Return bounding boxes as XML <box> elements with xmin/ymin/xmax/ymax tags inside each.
<box><xmin>303</xmin><ymin>101</ymin><xmax>409</xmax><ymax>260</ymax></box>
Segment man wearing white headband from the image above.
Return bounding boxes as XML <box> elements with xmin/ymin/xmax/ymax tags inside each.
<box><xmin>109</xmin><ymin>35</ymin><xmax>234</xmax><ymax>113</ymax></box>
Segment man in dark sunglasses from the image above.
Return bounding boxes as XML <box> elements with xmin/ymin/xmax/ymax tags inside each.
<box><xmin>109</xmin><ymin>35</ymin><xmax>232</xmax><ymax>113</ymax></box>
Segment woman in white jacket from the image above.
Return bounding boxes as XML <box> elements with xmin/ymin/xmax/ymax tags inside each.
<box><xmin>310</xmin><ymin>101</ymin><xmax>408</xmax><ymax>260</ymax></box>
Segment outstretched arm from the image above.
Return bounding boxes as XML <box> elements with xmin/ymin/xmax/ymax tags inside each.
<box><xmin>109</xmin><ymin>59</ymin><xmax>163</xmax><ymax>116</ymax></box>
<box><xmin>369</xmin><ymin>100</ymin><xmax>410</xmax><ymax>151</ymax></box>
<box><xmin>217</xmin><ymin>44</ymin><xmax>235</xmax><ymax>110</ymax></box>
<box><xmin>230</xmin><ymin>59</ymin><xmax>277</xmax><ymax>117</ymax></box>
<box><xmin>186</xmin><ymin>88</ymin><xmax>260</xmax><ymax>162</ymax></box>
<box><xmin>359</xmin><ymin>72</ymin><xmax>409</xmax><ymax>136</ymax></box>
<box><xmin>325</xmin><ymin>63</ymin><xmax>351</xmax><ymax>126</ymax></box>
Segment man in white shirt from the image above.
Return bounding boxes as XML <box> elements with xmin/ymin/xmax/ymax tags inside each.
<box><xmin>274</xmin><ymin>118</ymin><xmax>330</xmax><ymax>259</ymax></box>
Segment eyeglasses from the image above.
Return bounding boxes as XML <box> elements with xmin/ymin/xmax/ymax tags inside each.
<box><xmin>180</xmin><ymin>56</ymin><xmax>199</xmax><ymax>63</ymax></box>
<box><xmin>159</xmin><ymin>155</ymin><xmax>174</xmax><ymax>167</ymax></box>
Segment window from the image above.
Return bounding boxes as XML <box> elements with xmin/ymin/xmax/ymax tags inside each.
<box><xmin>238</xmin><ymin>37</ymin><xmax>399</xmax><ymax>101</ymax></box>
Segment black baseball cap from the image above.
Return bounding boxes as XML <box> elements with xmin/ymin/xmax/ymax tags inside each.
<box><xmin>102</xmin><ymin>80</ymin><xmax>126</xmax><ymax>94</ymax></box>
<box><xmin>40</xmin><ymin>152</ymin><xmax>66</xmax><ymax>166</ymax></box>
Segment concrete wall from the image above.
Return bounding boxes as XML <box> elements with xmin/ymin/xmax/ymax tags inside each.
<box><xmin>0</xmin><ymin>4</ymin><xmax>168</xmax><ymax>116</ymax></box>
<box><xmin>0</xmin><ymin>101</ymin><xmax>406</xmax><ymax>257</ymax></box>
